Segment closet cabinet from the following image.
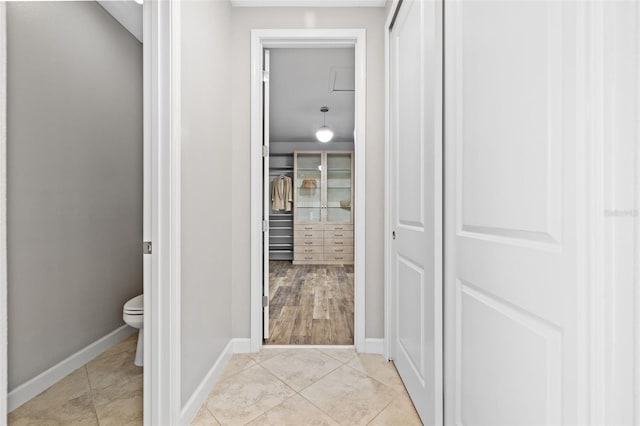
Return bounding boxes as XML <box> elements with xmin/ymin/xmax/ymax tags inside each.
<box><xmin>293</xmin><ymin>151</ymin><xmax>354</xmax><ymax>265</ymax></box>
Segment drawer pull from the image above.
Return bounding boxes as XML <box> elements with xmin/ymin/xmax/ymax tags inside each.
<box><xmin>304</xmin><ymin>233</ymin><xmax>313</xmax><ymax>237</ymax></box>
<box><xmin>304</xmin><ymin>249</ymin><xmax>313</xmax><ymax>252</ymax></box>
<box><xmin>335</xmin><ymin>256</ymin><xmax>344</xmax><ymax>260</ymax></box>
<box><xmin>334</xmin><ymin>226</ymin><xmax>343</xmax><ymax>230</ymax></box>
<box><xmin>304</xmin><ymin>227</ymin><xmax>313</xmax><ymax>230</ymax></box>
<box><xmin>335</xmin><ymin>241</ymin><xmax>343</xmax><ymax>245</ymax></box>
<box><xmin>334</xmin><ymin>233</ymin><xmax>343</xmax><ymax>237</ymax></box>
<box><xmin>305</xmin><ymin>256</ymin><xmax>313</xmax><ymax>260</ymax></box>
<box><xmin>335</xmin><ymin>249</ymin><xmax>344</xmax><ymax>253</ymax></box>
<box><xmin>304</xmin><ymin>241</ymin><xmax>313</xmax><ymax>245</ymax></box>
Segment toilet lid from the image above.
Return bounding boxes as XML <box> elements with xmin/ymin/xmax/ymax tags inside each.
<box><xmin>124</xmin><ymin>294</ymin><xmax>143</xmax><ymax>312</ymax></box>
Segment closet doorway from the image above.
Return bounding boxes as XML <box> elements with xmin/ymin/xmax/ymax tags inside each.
<box><xmin>266</xmin><ymin>48</ymin><xmax>354</xmax><ymax>346</ymax></box>
<box><xmin>250</xmin><ymin>30</ymin><xmax>367</xmax><ymax>352</ymax></box>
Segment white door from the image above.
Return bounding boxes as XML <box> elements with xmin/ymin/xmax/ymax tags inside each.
<box><xmin>389</xmin><ymin>0</ymin><xmax>443</xmax><ymax>424</ymax></box>
<box><xmin>444</xmin><ymin>1</ymin><xmax>585</xmax><ymax>424</ymax></box>
<box><xmin>262</xmin><ymin>48</ymin><xmax>271</xmax><ymax>339</ymax></box>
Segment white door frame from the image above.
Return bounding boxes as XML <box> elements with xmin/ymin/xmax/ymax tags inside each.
<box><xmin>0</xmin><ymin>1</ymin><xmax>181</xmax><ymax>424</ymax></box>
<box><xmin>143</xmin><ymin>1</ymin><xmax>182</xmax><ymax>425</ymax></box>
<box><xmin>383</xmin><ymin>0</ymin><xmax>398</xmax><ymax>362</ymax></box>
<box><xmin>0</xmin><ymin>3</ymin><xmax>8</xmax><ymax>421</ymax></box>
<box><xmin>250</xmin><ymin>29</ymin><xmax>367</xmax><ymax>352</ymax></box>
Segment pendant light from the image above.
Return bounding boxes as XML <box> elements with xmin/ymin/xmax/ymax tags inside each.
<box><xmin>315</xmin><ymin>106</ymin><xmax>334</xmax><ymax>143</ymax></box>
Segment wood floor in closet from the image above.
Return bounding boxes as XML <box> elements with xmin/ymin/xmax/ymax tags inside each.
<box><xmin>267</xmin><ymin>261</ymin><xmax>354</xmax><ymax>345</ymax></box>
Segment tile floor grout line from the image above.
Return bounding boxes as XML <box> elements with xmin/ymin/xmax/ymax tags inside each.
<box><xmin>255</xmin><ymin>362</ymin><xmax>300</xmax><ymax>396</ymax></box>
<box><xmin>294</xmin><ymin>388</ymin><xmax>344</xmax><ymax>426</ymax></box>
<box><xmin>204</xmin><ymin>405</ymin><xmax>222</xmax><ymax>426</ymax></box>
<box><xmin>341</xmin><ymin>361</ymin><xmax>404</xmax><ymax>396</ymax></box>
<box><xmin>239</xmin><ymin>392</ymin><xmax>300</xmax><ymax>426</ymax></box>
<box><xmin>84</xmin><ymin>365</ymin><xmax>101</xmax><ymax>426</ymax></box>
<box><xmin>364</xmin><ymin>396</ymin><xmax>398</xmax><ymax>426</ymax></box>
<box><xmin>288</xmin><ymin>359</ymin><xmax>346</xmax><ymax>395</ymax></box>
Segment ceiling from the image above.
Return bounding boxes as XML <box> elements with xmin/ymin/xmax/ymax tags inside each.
<box><xmin>97</xmin><ymin>1</ymin><xmax>142</xmax><ymax>42</ymax></box>
<box><xmin>269</xmin><ymin>48</ymin><xmax>355</xmax><ymax>143</ymax></box>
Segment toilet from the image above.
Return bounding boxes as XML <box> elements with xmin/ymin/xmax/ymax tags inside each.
<box><xmin>123</xmin><ymin>294</ymin><xmax>144</xmax><ymax>366</ymax></box>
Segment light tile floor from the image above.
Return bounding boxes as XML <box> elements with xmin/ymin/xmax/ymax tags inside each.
<box><xmin>9</xmin><ymin>333</ymin><xmax>143</xmax><ymax>426</ymax></box>
<box><xmin>9</xmin><ymin>340</ymin><xmax>421</xmax><ymax>426</ymax></box>
<box><xmin>192</xmin><ymin>348</ymin><xmax>422</xmax><ymax>426</ymax></box>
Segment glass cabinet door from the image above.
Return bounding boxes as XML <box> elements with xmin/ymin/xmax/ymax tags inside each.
<box><xmin>295</xmin><ymin>153</ymin><xmax>323</xmax><ymax>223</ymax></box>
<box><xmin>325</xmin><ymin>152</ymin><xmax>353</xmax><ymax>223</ymax></box>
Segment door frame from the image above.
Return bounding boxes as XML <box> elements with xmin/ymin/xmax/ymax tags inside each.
<box><xmin>0</xmin><ymin>3</ymin><xmax>7</xmax><ymax>420</ymax></box>
<box><xmin>143</xmin><ymin>1</ymin><xmax>182</xmax><ymax>425</ymax></box>
<box><xmin>0</xmin><ymin>1</ymin><xmax>181</xmax><ymax>424</ymax></box>
<box><xmin>250</xmin><ymin>29</ymin><xmax>367</xmax><ymax>352</ymax></box>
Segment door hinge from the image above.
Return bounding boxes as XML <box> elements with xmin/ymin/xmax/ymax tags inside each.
<box><xmin>262</xmin><ymin>70</ymin><xmax>269</xmax><ymax>83</ymax></box>
<box><xmin>262</xmin><ymin>295</ymin><xmax>269</xmax><ymax>307</ymax></box>
<box><xmin>262</xmin><ymin>145</ymin><xmax>269</xmax><ymax>157</ymax></box>
<box><xmin>143</xmin><ymin>241</ymin><xmax>152</xmax><ymax>254</ymax></box>
<box><xmin>262</xmin><ymin>220</ymin><xmax>269</xmax><ymax>232</ymax></box>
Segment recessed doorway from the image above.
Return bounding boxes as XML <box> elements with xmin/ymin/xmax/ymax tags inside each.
<box><xmin>265</xmin><ymin>47</ymin><xmax>355</xmax><ymax>346</ymax></box>
<box><xmin>250</xmin><ymin>29</ymin><xmax>367</xmax><ymax>352</ymax></box>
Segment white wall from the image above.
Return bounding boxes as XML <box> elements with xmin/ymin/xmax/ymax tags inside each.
<box><xmin>231</xmin><ymin>7</ymin><xmax>387</xmax><ymax>339</ymax></box>
<box><xmin>6</xmin><ymin>1</ymin><xmax>142</xmax><ymax>392</ymax></box>
<box><xmin>180</xmin><ymin>0</ymin><xmax>233</xmax><ymax>407</ymax></box>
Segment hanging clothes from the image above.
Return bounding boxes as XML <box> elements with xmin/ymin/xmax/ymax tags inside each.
<box><xmin>272</xmin><ymin>175</ymin><xmax>293</xmax><ymax>212</ymax></box>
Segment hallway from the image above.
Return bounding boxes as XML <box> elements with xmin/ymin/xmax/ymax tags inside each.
<box><xmin>192</xmin><ymin>349</ymin><xmax>421</xmax><ymax>425</ymax></box>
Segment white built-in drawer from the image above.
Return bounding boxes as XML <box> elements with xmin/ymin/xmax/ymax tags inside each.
<box><xmin>294</xmin><ymin>246</ymin><xmax>323</xmax><ymax>254</ymax></box>
<box><xmin>324</xmin><ymin>224</ymin><xmax>353</xmax><ymax>231</ymax></box>
<box><xmin>324</xmin><ymin>230</ymin><xmax>353</xmax><ymax>239</ymax></box>
<box><xmin>324</xmin><ymin>246</ymin><xmax>353</xmax><ymax>255</ymax></box>
<box><xmin>324</xmin><ymin>254</ymin><xmax>353</xmax><ymax>263</ymax></box>
<box><xmin>295</xmin><ymin>253</ymin><xmax>324</xmax><ymax>262</ymax></box>
<box><xmin>294</xmin><ymin>238</ymin><xmax>323</xmax><ymax>247</ymax></box>
<box><xmin>294</xmin><ymin>230</ymin><xmax>323</xmax><ymax>239</ymax></box>
<box><xmin>294</xmin><ymin>224</ymin><xmax>323</xmax><ymax>231</ymax></box>
<box><xmin>325</xmin><ymin>238</ymin><xmax>353</xmax><ymax>247</ymax></box>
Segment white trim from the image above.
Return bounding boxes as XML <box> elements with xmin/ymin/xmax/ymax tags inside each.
<box><xmin>265</xmin><ymin>344</ymin><xmax>355</xmax><ymax>350</ymax></box>
<box><xmin>383</xmin><ymin>0</ymin><xmax>399</xmax><ymax>363</ymax></box>
<box><xmin>0</xmin><ymin>3</ymin><xmax>7</xmax><ymax>421</ymax></box>
<box><xmin>635</xmin><ymin>3</ymin><xmax>640</xmax><ymax>423</ymax></box>
<box><xmin>179</xmin><ymin>339</ymin><xmax>234</xmax><ymax>426</ymax></box>
<box><xmin>362</xmin><ymin>338</ymin><xmax>384</xmax><ymax>354</ymax></box>
<box><xmin>250</xmin><ymin>29</ymin><xmax>367</xmax><ymax>353</ymax></box>
<box><xmin>8</xmin><ymin>326</ymin><xmax>135</xmax><ymax>413</ymax></box>
<box><xmin>233</xmin><ymin>338</ymin><xmax>252</xmax><ymax>354</ymax></box>
<box><xmin>231</xmin><ymin>0</ymin><xmax>385</xmax><ymax>8</ymax></box>
<box><xmin>143</xmin><ymin>0</ymin><xmax>181</xmax><ymax>424</ymax></box>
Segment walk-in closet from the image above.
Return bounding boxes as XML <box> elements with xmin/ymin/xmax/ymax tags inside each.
<box><xmin>264</xmin><ymin>47</ymin><xmax>356</xmax><ymax>345</ymax></box>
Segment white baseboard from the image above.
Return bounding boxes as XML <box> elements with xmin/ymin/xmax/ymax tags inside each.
<box><xmin>180</xmin><ymin>339</ymin><xmax>234</xmax><ymax>425</ymax></box>
<box><xmin>8</xmin><ymin>324</ymin><xmax>135</xmax><ymax>412</ymax></box>
<box><xmin>232</xmin><ymin>338</ymin><xmax>251</xmax><ymax>354</ymax></box>
<box><xmin>362</xmin><ymin>338</ymin><xmax>384</xmax><ymax>354</ymax></box>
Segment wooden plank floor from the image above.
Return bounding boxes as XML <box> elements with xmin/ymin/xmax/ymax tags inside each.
<box><xmin>266</xmin><ymin>261</ymin><xmax>354</xmax><ymax>345</ymax></box>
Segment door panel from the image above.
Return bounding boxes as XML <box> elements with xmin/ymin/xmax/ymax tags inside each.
<box><xmin>389</xmin><ymin>0</ymin><xmax>443</xmax><ymax>424</ymax></box>
<box><xmin>445</xmin><ymin>1</ymin><xmax>581</xmax><ymax>424</ymax></box>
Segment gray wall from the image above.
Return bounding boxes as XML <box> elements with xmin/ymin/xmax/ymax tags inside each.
<box><xmin>180</xmin><ymin>0</ymin><xmax>233</xmax><ymax>407</ymax></box>
<box><xmin>7</xmin><ymin>2</ymin><xmax>142</xmax><ymax>391</ymax></box>
<box><xmin>231</xmin><ymin>7</ymin><xmax>387</xmax><ymax>339</ymax></box>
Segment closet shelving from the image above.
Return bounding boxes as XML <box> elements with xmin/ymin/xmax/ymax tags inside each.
<box><xmin>268</xmin><ymin>154</ymin><xmax>294</xmax><ymax>260</ymax></box>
